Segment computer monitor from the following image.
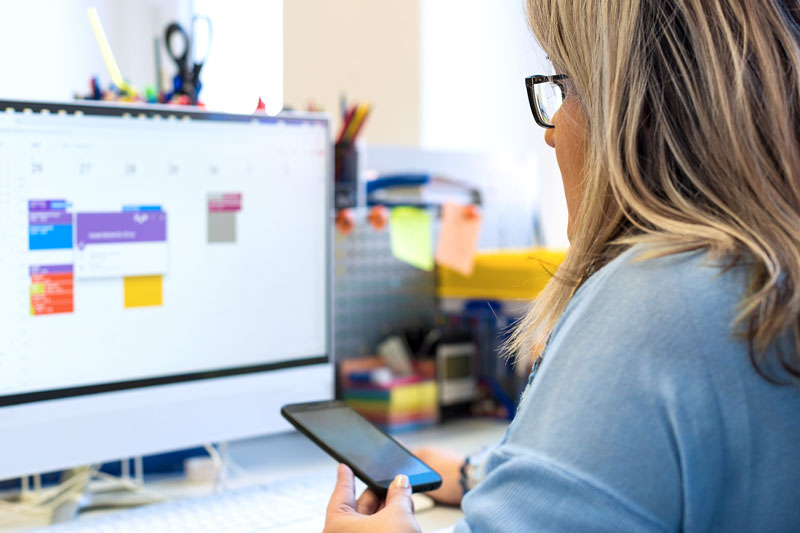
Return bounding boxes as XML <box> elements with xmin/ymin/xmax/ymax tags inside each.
<box><xmin>0</xmin><ymin>101</ymin><xmax>333</xmax><ymax>481</ymax></box>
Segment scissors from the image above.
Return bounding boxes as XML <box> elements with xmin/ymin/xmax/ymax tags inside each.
<box><xmin>164</xmin><ymin>15</ymin><xmax>212</xmax><ymax>104</ymax></box>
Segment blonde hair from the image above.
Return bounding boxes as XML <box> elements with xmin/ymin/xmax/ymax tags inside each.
<box><xmin>512</xmin><ymin>0</ymin><xmax>800</xmax><ymax>379</ymax></box>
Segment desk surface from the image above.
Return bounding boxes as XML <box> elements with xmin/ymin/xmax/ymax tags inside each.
<box><xmin>48</xmin><ymin>417</ymin><xmax>507</xmax><ymax>533</ymax></box>
<box><xmin>226</xmin><ymin>417</ymin><xmax>508</xmax><ymax>532</ymax></box>
<box><xmin>137</xmin><ymin>419</ymin><xmax>496</xmax><ymax>531</ymax></box>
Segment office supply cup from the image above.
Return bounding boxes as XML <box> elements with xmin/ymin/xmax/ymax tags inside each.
<box><xmin>525</xmin><ymin>74</ymin><xmax>567</xmax><ymax>129</ymax></box>
<box><xmin>334</xmin><ymin>141</ymin><xmax>358</xmax><ymax>209</ymax></box>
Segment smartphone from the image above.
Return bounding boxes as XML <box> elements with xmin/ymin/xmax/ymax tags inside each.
<box><xmin>281</xmin><ymin>400</ymin><xmax>442</xmax><ymax>495</ymax></box>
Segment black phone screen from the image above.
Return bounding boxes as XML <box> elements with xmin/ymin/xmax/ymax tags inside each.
<box><xmin>288</xmin><ymin>404</ymin><xmax>434</xmax><ymax>484</ymax></box>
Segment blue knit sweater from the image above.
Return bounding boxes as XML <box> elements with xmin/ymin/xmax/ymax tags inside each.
<box><xmin>456</xmin><ymin>245</ymin><xmax>800</xmax><ymax>532</ymax></box>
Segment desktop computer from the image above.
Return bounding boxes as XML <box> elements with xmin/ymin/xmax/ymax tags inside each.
<box><xmin>0</xmin><ymin>100</ymin><xmax>333</xmax><ymax>483</ymax></box>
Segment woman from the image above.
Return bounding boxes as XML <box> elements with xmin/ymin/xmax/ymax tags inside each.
<box><xmin>325</xmin><ymin>0</ymin><xmax>800</xmax><ymax>530</ymax></box>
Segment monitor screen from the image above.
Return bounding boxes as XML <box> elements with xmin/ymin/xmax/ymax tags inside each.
<box><xmin>0</xmin><ymin>103</ymin><xmax>329</xmax><ymax>403</ymax></box>
<box><xmin>0</xmin><ymin>102</ymin><xmax>332</xmax><ymax>479</ymax></box>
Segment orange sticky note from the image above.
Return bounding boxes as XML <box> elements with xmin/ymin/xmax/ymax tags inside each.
<box><xmin>436</xmin><ymin>203</ymin><xmax>482</xmax><ymax>276</ymax></box>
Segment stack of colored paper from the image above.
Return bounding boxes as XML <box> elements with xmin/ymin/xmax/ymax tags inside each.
<box><xmin>339</xmin><ymin>357</ymin><xmax>438</xmax><ymax>432</ymax></box>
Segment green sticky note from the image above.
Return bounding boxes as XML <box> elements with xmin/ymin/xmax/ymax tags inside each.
<box><xmin>390</xmin><ymin>207</ymin><xmax>434</xmax><ymax>271</ymax></box>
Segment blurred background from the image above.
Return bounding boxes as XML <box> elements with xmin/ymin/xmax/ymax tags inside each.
<box><xmin>0</xmin><ymin>0</ymin><xmax>566</xmax><ymax>246</ymax></box>
<box><xmin>0</xmin><ymin>1</ymin><xmax>571</xmax><ymax>518</ymax></box>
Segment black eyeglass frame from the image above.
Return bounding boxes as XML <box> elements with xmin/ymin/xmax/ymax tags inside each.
<box><xmin>525</xmin><ymin>74</ymin><xmax>568</xmax><ymax>129</ymax></box>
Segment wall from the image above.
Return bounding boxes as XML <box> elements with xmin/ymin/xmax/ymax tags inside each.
<box><xmin>0</xmin><ymin>1</ymin><xmax>568</xmax><ymax>246</ymax></box>
<box><xmin>419</xmin><ymin>0</ymin><xmax>567</xmax><ymax>247</ymax></box>
<box><xmin>284</xmin><ymin>0</ymin><xmax>568</xmax><ymax>246</ymax></box>
<box><xmin>0</xmin><ymin>0</ymin><xmax>190</xmax><ymax>101</ymax></box>
<box><xmin>283</xmin><ymin>0</ymin><xmax>421</xmax><ymax>145</ymax></box>
<box><xmin>192</xmin><ymin>0</ymin><xmax>283</xmax><ymax>114</ymax></box>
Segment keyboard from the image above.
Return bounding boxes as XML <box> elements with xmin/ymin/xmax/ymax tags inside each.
<box><xmin>31</xmin><ymin>472</ymin><xmax>435</xmax><ymax>533</ymax></box>
<box><xmin>31</xmin><ymin>473</ymin><xmax>331</xmax><ymax>533</ymax></box>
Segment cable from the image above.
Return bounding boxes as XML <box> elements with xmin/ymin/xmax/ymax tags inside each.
<box><xmin>91</xmin><ymin>471</ymin><xmax>166</xmax><ymax>502</ymax></box>
<box><xmin>133</xmin><ymin>457</ymin><xmax>144</xmax><ymax>485</ymax></box>
<box><xmin>0</xmin><ymin>462</ymin><xmax>173</xmax><ymax>528</ymax></box>
<box><xmin>200</xmin><ymin>442</ymin><xmax>260</xmax><ymax>491</ymax></box>
<box><xmin>120</xmin><ymin>458</ymin><xmax>130</xmax><ymax>480</ymax></box>
<box><xmin>203</xmin><ymin>443</ymin><xmax>226</xmax><ymax>492</ymax></box>
<box><xmin>0</xmin><ymin>466</ymin><xmax>94</xmax><ymax>526</ymax></box>
<box><xmin>224</xmin><ymin>454</ymin><xmax>255</xmax><ymax>480</ymax></box>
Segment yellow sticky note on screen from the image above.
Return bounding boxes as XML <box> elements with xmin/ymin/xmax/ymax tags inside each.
<box><xmin>390</xmin><ymin>207</ymin><xmax>434</xmax><ymax>271</ymax></box>
<box><xmin>124</xmin><ymin>275</ymin><xmax>163</xmax><ymax>308</ymax></box>
<box><xmin>436</xmin><ymin>203</ymin><xmax>482</xmax><ymax>276</ymax></box>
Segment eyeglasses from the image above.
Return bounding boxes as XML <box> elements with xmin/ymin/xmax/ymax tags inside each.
<box><xmin>525</xmin><ymin>74</ymin><xmax>568</xmax><ymax>129</ymax></box>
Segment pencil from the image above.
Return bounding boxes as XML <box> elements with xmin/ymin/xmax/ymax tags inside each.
<box><xmin>342</xmin><ymin>103</ymin><xmax>368</xmax><ymax>143</ymax></box>
<box><xmin>87</xmin><ymin>7</ymin><xmax>125</xmax><ymax>89</ymax></box>
<box><xmin>336</xmin><ymin>104</ymin><xmax>356</xmax><ymax>144</ymax></box>
<box><xmin>348</xmin><ymin>103</ymin><xmax>372</xmax><ymax>142</ymax></box>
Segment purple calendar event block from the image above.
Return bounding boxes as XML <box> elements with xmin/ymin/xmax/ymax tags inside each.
<box><xmin>29</xmin><ymin>200</ymin><xmax>69</xmax><ymax>212</ymax></box>
<box><xmin>76</xmin><ymin>212</ymin><xmax>167</xmax><ymax>249</ymax></box>
<box><xmin>29</xmin><ymin>264</ymin><xmax>74</xmax><ymax>275</ymax></box>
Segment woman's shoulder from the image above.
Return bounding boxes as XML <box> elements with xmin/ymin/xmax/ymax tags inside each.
<box><xmin>561</xmin><ymin>244</ymin><xmax>746</xmax><ymax>338</ymax></box>
<box><xmin>581</xmin><ymin>243</ymin><xmax>746</xmax><ymax>311</ymax></box>
<box><xmin>544</xmin><ymin>243</ymin><xmax>751</xmax><ymax>380</ymax></box>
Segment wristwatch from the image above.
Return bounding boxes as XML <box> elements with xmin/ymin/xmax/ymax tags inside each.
<box><xmin>459</xmin><ymin>448</ymin><xmax>490</xmax><ymax>495</ymax></box>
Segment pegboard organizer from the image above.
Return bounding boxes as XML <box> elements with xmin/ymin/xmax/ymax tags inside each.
<box><xmin>334</xmin><ymin>214</ymin><xmax>436</xmax><ymax>359</ymax></box>
<box><xmin>333</xmin><ymin>146</ymin><xmax>547</xmax><ymax>361</ymax></box>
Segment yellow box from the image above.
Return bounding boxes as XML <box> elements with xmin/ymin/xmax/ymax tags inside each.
<box><xmin>437</xmin><ymin>248</ymin><xmax>567</xmax><ymax>300</ymax></box>
<box><xmin>124</xmin><ymin>275</ymin><xmax>163</xmax><ymax>308</ymax></box>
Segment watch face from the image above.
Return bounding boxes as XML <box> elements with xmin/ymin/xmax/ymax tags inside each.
<box><xmin>460</xmin><ymin>448</ymin><xmax>492</xmax><ymax>492</ymax></box>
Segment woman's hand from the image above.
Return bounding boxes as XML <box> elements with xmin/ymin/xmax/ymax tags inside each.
<box><xmin>323</xmin><ymin>464</ymin><xmax>421</xmax><ymax>533</ymax></box>
<box><xmin>413</xmin><ymin>446</ymin><xmax>466</xmax><ymax>506</ymax></box>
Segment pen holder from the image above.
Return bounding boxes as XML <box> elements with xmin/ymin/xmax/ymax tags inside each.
<box><xmin>334</xmin><ymin>141</ymin><xmax>358</xmax><ymax>209</ymax></box>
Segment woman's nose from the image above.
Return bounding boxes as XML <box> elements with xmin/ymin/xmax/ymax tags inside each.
<box><xmin>544</xmin><ymin>124</ymin><xmax>555</xmax><ymax>147</ymax></box>
<box><xmin>544</xmin><ymin>108</ymin><xmax>560</xmax><ymax>148</ymax></box>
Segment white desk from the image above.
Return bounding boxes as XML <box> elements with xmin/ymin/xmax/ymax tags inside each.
<box><xmin>224</xmin><ymin>417</ymin><xmax>508</xmax><ymax>532</ymax></box>
<box><xmin>10</xmin><ymin>418</ymin><xmax>506</xmax><ymax>532</ymax></box>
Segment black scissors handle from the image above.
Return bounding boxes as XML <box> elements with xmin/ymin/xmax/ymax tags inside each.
<box><xmin>164</xmin><ymin>17</ymin><xmax>212</xmax><ymax>103</ymax></box>
<box><xmin>164</xmin><ymin>22</ymin><xmax>190</xmax><ymax>72</ymax></box>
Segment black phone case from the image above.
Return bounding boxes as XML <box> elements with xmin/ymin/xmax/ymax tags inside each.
<box><xmin>281</xmin><ymin>400</ymin><xmax>442</xmax><ymax>496</ymax></box>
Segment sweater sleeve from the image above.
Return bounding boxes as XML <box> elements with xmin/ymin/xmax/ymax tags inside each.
<box><xmin>454</xmin><ymin>447</ymin><xmax>671</xmax><ymax>532</ymax></box>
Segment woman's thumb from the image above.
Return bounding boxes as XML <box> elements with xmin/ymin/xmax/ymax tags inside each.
<box><xmin>385</xmin><ymin>474</ymin><xmax>414</xmax><ymax>513</ymax></box>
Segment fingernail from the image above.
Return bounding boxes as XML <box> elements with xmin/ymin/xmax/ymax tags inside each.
<box><xmin>393</xmin><ymin>474</ymin><xmax>409</xmax><ymax>488</ymax></box>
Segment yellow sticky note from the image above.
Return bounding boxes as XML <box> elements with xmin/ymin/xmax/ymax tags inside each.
<box><xmin>436</xmin><ymin>203</ymin><xmax>482</xmax><ymax>276</ymax></box>
<box><xmin>124</xmin><ymin>275</ymin><xmax>163</xmax><ymax>308</ymax></box>
<box><xmin>390</xmin><ymin>207</ymin><xmax>434</xmax><ymax>271</ymax></box>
